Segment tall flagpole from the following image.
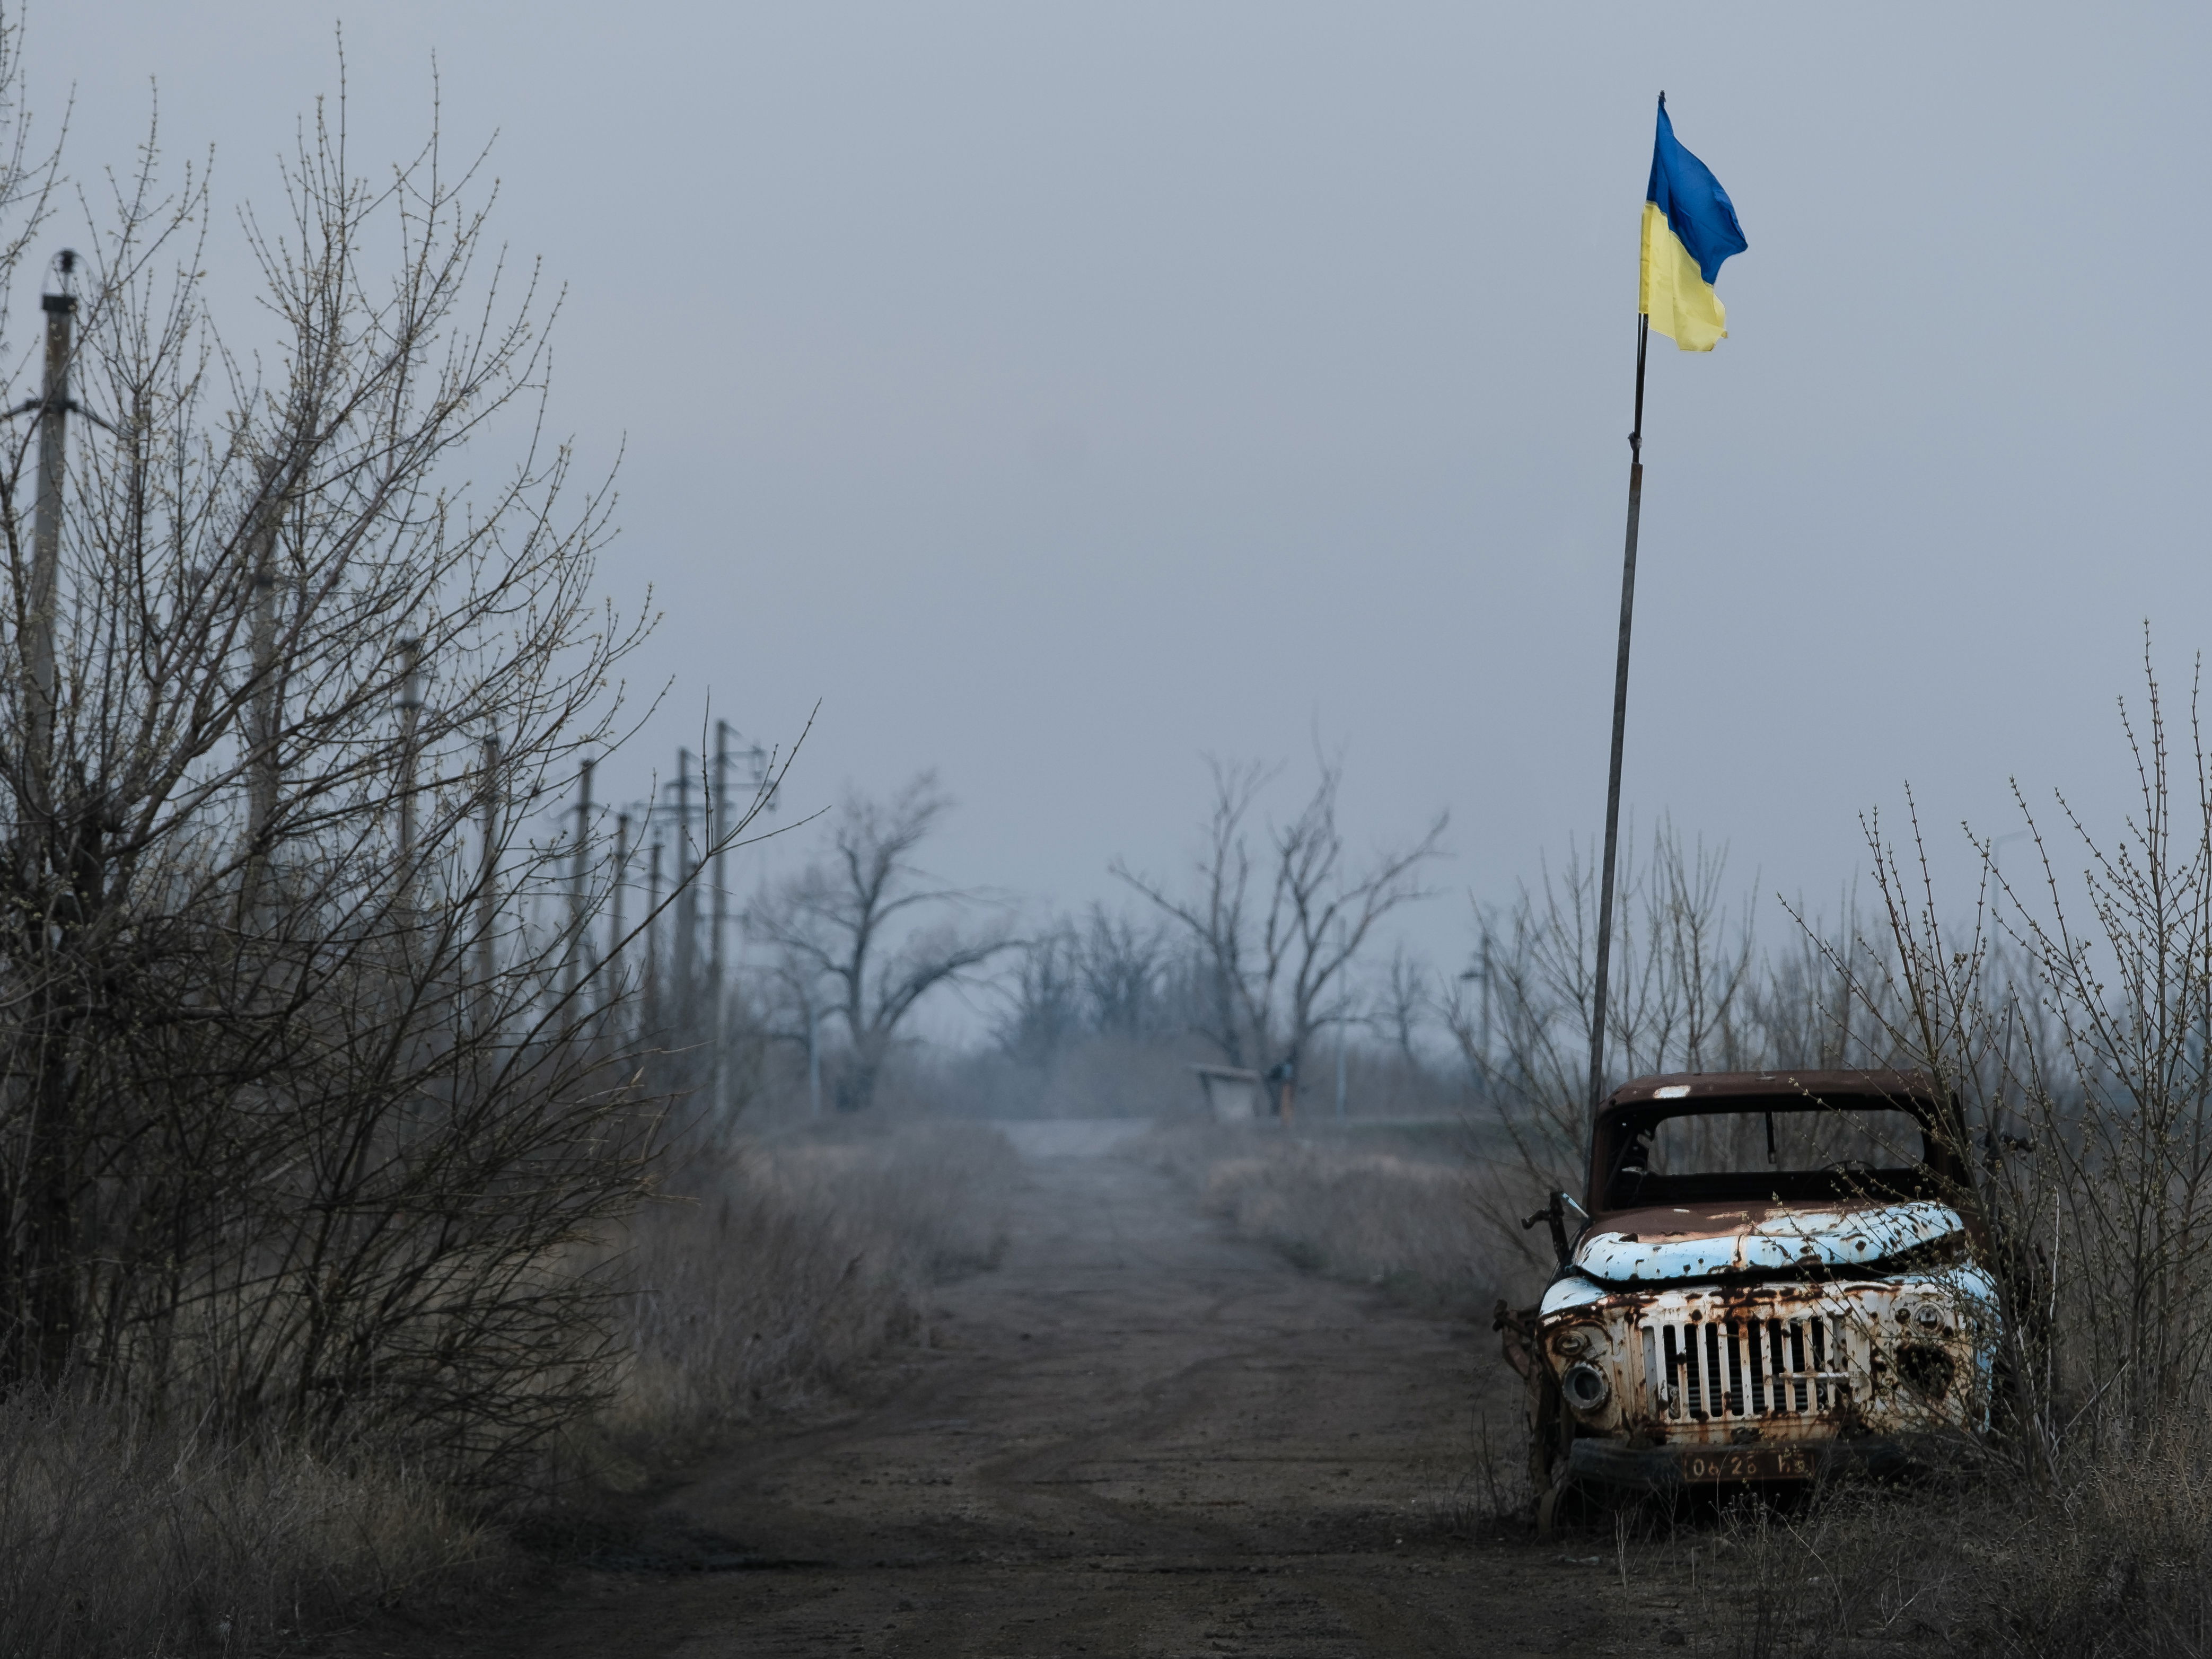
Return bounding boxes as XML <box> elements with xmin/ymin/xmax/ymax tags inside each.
<box><xmin>1588</xmin><ymin>311</ymin><xmax>1649</xmax><ymax>1114</ymax></box>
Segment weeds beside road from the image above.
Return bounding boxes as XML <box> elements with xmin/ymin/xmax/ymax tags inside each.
<box><xmin>1138</xmin><ymin>1118</ymin><xmax>1507</xmax><ymax>1316</ymax></box>
<box><xmin>0</xmin><ymin>1119</ymin><xmax>1016</xmax><ymax>1659</ymax></box>
<box><xmin>604</xmin><ymin>1120</ymin><xmax>1018</xmax><ymax>1459</ymax></box>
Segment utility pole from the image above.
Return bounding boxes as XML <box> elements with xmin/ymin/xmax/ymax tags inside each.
<box><xmin>712</xmin><ymin>724</ymin><xmax>730</xmax><ymax>1117</ymax></box>
<box><xmin>708</xmin><ymin>722</ymin><xmax>771</xmax><ymax>1118</ymax></box>
<box><xmin>23</xmin><ymin>251</ymin><xmax>77</xmax><ymax>806</ymax></box>
<box><xmin>644</xmin><ymin>835</ymin><xmax>664</xmax><ymax>1039</ymax></box>
<box><xmin>476</xmin><ymin>729</ymin><xmax>501</xmax><ymax>1005</ymax></box>
<box><xmin>391</xmin><ymin>636</ymin><xmax>424</xmax><ymax>966</ymax></box>
<box><xmin>396</xmin><ymin>637</ymin><xmax>423</xmax><ymax>870</ymax></box>
<box><xmin>607</xmin><ymin>811</ymin><xmax>630</xmax><ymax>1023</ymax></box>
<box><xmin>565</xmin><ymin>758</ymin><xmax>594</xmax><ymax>1004</ymax></box>
<box><xmin>244</xmin><ymin>484</ymin><xmax>283</xmax><ymax>864</ymax></box>
<box><xmin>13</xmin><ymin>251</ymin><xmax>91</xmax><ymax>1380</ymax></box>
<box><xmin>672</xmin><ymin>751</ymin><xmax>696</xmax><ymax>1031</ymax></box>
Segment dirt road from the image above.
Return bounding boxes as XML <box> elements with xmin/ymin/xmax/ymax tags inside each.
<box><xmin>368</xmin><ymin>1122</ymin><xmax>1650</xmax><ymax>1657</ymax></box>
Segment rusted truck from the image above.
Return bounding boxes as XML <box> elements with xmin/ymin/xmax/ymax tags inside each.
<box><xmin>1498</xmin><ymin>1069</ymin><xmax>1999</xmax><ymax>1522</ymax></box>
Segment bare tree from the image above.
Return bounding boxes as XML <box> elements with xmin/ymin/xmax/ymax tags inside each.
<box><xmin>748</xmin><ymin>774</ymin><xmax>1014</xmax><ymax>1111</ymax></box>
<box><xmin>0</xmin><ymin>56</ymin><xmax>705</xmax><ymax>1480</ymax></box>
<box><xmin>1374</xmin><ymin>943</ymin><xmax>1431</xmax><ymax>1064</ymax></box>
<box><xmin>995</xmin><ymin>905</ymin><xmax>1181</xmax><ymax>1070</ymax></box>
<box><xmin>1115</xmin><ymin>755</ymin><xmax>1446</xmax><ymax>1105</ymax></box>
<box><xmin>1077</xmin><ymin>905</ymin><xmax>1174</xmax><ymax>1042</ymax></box>
<box><xmin>996</xmin><ymin>921</ymin><xmax>1084</xmax><ymax>1070</ymax></box>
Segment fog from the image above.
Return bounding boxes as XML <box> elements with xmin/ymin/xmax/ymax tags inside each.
<box><xmin>35</xmin><ymin>1</ymin><xmax>2212</xmax><ymax>1010</ymax></box>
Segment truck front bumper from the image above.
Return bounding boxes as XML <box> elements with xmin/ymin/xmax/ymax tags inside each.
<box><xmin>1568</xmin><ymin>1435</ymin><xmax>1915</xmax><ymax>1487</ymax></box>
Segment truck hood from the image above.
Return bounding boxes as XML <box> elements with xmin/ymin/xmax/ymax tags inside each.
<box><xmin>1568</xmin><ymin>1199</ymin><xmax>1967</xmax><ymax>1286</ymax></box>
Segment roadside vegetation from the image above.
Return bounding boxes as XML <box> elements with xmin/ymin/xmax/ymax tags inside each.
<box><xmin>0</xmin><ymin>1115</ymin><xmax>1017</xmax><ymax>1659</ymax></box>
<box><xmin>603</xmin><ymin>1119</ymin><xmax>1017</xmax><ymax>1462</ymax></box>
<box><xmin>1138</xmin><ymin>1119</ymin><xmax>1494</xmax><ymax>1313</ymax></box>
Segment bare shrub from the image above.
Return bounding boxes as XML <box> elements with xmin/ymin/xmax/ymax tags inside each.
<box><xmin>0</xmin><ymin>1384</ymin><xmax>495</xmax><ymax>1659</ymax></box>
<box><xmin>1840</xmin><ymin>643</ymin><xmax>2212</xmax><ymax>1460</ymax></box>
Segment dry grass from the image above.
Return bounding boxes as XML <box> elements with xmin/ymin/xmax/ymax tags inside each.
<box><xmin>0</xmin><ymin>1119</ymin><xmax>1017</xmax><ymax>1657</ymax></box>
<box><xmin>1142</xmin><ymin>1121</ymin><xmax>1500</xmax><ymax>1311</ymax></box>
<box><xmin>1701</xmin><ymin>1437</ymin><xmax>2212</xmax><ymax>1657</ymax></box>
<box><xmin>603</xmin><ymin>1118</ymin><xmax>1019</xmax><ymax>1453</ymax></box>
<box><xmin>1516</xmin><ymin>1412</ymin><xmax>2212</xmax><ymax>1657</ymax></box>
<box><xmin>0</xmin><ymin>1386</ymin><xmax>496</xmax><ymax>1659</ymax></box>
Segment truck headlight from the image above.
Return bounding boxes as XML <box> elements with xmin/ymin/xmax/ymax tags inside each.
<box><xmin>1897</xmin><ymin>1342</ymin><xmax>1955</xmax><ymax>1401</ymax></box>
<box><xmin>1561</xmin><ymin>1362</ymin><xmax>1611</xmax><ymax>1414</ymax></box>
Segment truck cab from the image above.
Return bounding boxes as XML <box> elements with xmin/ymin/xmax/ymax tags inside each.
<box><xmin>1500</xmin><ymin>1069</ymin><xmax>1999</xmax><ymax>1513</ymax></box>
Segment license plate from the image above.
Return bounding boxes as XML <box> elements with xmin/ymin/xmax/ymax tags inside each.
<box><xmin>1680</xmin><ymin>1445</ymin><xmax>1816</xmax><ymax>1482</ymax></box>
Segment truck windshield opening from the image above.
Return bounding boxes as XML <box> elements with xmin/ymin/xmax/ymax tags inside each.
<box><xmin>1602</xmin><ymin>1102</ymin><xmax>1939</xmax><ymax>1208</ymax></box>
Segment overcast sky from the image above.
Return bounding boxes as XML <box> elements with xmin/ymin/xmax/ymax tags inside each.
<box><xmin>32</xmin><ymin>3</ymin><xmax>2212</xmax><ymax>1010</ymax></box>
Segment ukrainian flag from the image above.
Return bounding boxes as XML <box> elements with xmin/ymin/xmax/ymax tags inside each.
<box><xmin>1640</xmin><ymin>96</ymin><xmax>1747</xmax><ymax>353</ymax></box>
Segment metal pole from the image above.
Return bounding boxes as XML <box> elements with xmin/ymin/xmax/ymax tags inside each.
<box><xmin>1335</xmin><ymin>1028</ymin><xmax>1346</xmax><ymax>1121</ymax></box>
<box><xmin>1588</xmin><ymin>313</ymin><xmax>1650</xmax><ymax>1115</ymax></box>
<box><xmin>24</xmin><ymin>253</ymin><xmax>75</xmax><ymax>804</ymax></box>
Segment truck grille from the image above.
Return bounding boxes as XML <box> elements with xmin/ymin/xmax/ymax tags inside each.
<box><xmin>1639</xmin><ymin>1313</ymin><xmax>1854</xmax><ymax>1421</ymax></box>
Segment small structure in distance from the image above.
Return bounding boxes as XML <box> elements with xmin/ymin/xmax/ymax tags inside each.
<box><xmin>1191</xmin><ymin>1064</ymin><xmax>1266</xmax><ymax>1122</ymax></box>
